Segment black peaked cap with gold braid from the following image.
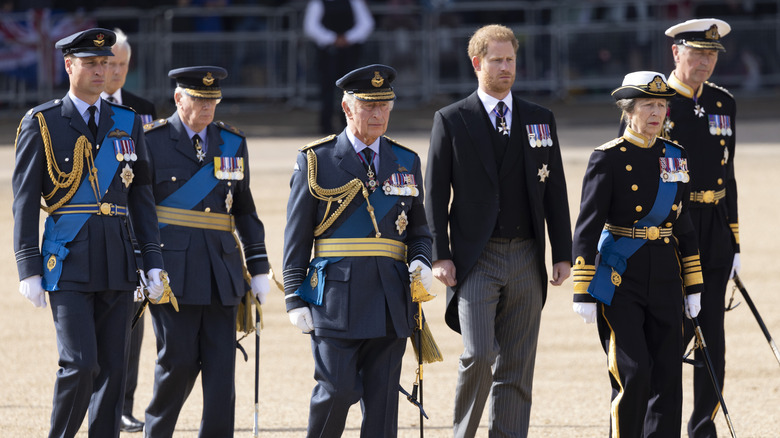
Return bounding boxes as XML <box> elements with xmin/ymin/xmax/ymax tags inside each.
<box><xmin>55</xmin><ymin>28</ymin><xmax>115</xmax><ymax>57</ymax></box>
<box><xmin>336</xmin><ymin>64</ymin><xmax>396</xmax><ymax>102</ymax></box>
<box><xmin>169</xmin><ymin>65</ymin><xmax>227</xmax><ymax>99</ymax></box>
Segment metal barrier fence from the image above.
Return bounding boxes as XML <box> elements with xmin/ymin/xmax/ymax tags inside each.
<box><xmin>0</xmin><ymin>0</ymin><xmax>778</xmax><ymax>112</ymax></box>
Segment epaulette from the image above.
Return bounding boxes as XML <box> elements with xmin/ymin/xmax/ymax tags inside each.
<box><xmin>105</xmin><ymin>99</ymin><xmax>134</xmax><ymax>111</ymax></box>
<box><xmin>595</xmin><ymin>137</ymin><xmax>624</xmax><ymax>151</ymax></box>
<box><xmin>25</xmin><ymin>99</ymin><xmax>62</xmax><ymax>118</ymax></box>
<box><xmin>143</xmin><ymin>118</ymin><xmax>168</xmax><ymax>133</ymax></box>
<box><xmin>704</xmin><ymin>81</ymin><xmax>734</xmax><ymax>99</ymax></box>
<box><xmin>215</xmin><ymin>120</ymin><xmax>245</xmax><ymax>137</ymax></box>
<box><xmin>301</xmin><ymin>134</ymin><xmax>336</xmax><ymax>151</ymax></box>
<box><xmin>382</xmin><ymin>135</ymin><xmax>416</xmax><ymax>154</ymax></box>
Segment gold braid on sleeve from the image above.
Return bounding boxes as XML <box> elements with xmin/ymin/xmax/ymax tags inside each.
<box><xmin>32</xmin><ymin>112</ymin><xmax>96</xmax><ymax>214</ymax></box>
<box><xmin>306</xmin><ymin>149</ymin><xmax>380</xmax><ymax>237</ymax></box>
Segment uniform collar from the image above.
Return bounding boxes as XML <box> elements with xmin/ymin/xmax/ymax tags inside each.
<box><xmin>622</xmin><ymin>126</ymin><xmax>656</xmax><ymax>149</ymax></box>
<box><xmin>477</xmin><ymin>88</ymin><xmax>513</xmax><ymax>115</ymax></box>
<box><xmin>668</xmin><ymin>71</ymin><xmax>703</xmax><ymax>99</ymax></box>
<box><xmin>100</xmin><ymin>89</ymin><xmax>122</xmax><ymax>104</ymax></box>
<box><xmin>346</xmin><ymin>127</ymin><xmax>380</xmax><ymax>156</ymax></box>
<box><xmin>69</xmin><ymin>91</ymin><xmax>100</xmax><ymax>119</ymax></box>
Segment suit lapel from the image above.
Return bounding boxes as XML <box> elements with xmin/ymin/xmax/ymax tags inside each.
<box><xmin>459</xmin><ymin>92</ymin><xmax>499</xmax><ymax>186</ymax></box>
<box><xmin>206</xmin><ymin>123</ymin><xmax>224</xmax><ymax>161</ymax></box>
<box><xmin>376</xmin><ymin>136</ymin><xmax>398</xmax><ymax>186</ymax></box>
<box><xmin>170</xmin><ymin>113</ymin><xmax>201</xmax><ymax>164</ymax></box>
<box><xmin>96</xmin><ymin>100</ymin><xmax>115</xmax><ymax>144</ymax></box>
<box><xmin>498</xmin><ymin>96</ymin><xmax>523</xmax><ymax>178</ymax></box>
<box><xmin>335</xmin><ymin>131</ymin><xmax>368</xmax><ymax>181</ymax></box>
<box><xmin>62</xmin><ymin>95</ymin><xmax>92</xmax><ymax>140</ymax></box>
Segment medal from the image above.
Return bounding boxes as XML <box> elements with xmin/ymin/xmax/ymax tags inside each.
<box><xmin>537</xmin><ymin>163</ymin><xmax>550</xmax><ymax>182</ymax></box>
<box><xmin>121</xmin><ymin>163</ymin><xmax>134</xmax><ymax>188</ymax></box>
<box><xmin>395</xmin><ymin>210</ymin><xmax>408</xmax><ymax>234</ymax></box>
<box><xmin>225</xmin><ymin>189</ymin><xmax>233</xmax><ymax>213</ymax></box>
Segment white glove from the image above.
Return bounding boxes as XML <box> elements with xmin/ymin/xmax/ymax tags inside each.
<box><xmin>288</xmin><ymin>307</ymin><xmax>314</xmax><ymax>333</ymax></box>
<box><xmin>685</xmin><ymin>293</ymin><xmax>701</xmax><ymax>319</ymax></box>
<box><xmin>572</xmin><ymin>302</ymin><xmax>597</xmax><ymax>324</ymax></box>
<box><xmin>729</xmin><ymin>253</ymin><xmax>741</xmax><ymax>280</ymax></box>
<box><xmin>146</xmin><ymin>268</ymin><xmax>165</xmax><ymax>301</ymax></box>
<box><xmin>19</xmin><ymin>275</ymin><xmax>46</xmax><ymax>308</ymax></box>
<box><xmin>251</xmin><ymin>274</ymin><xmax>271</xmax><ymax>304</ymax></box>
<box><xmin>409</xmin><ymin>260</ymin><xmax>433</xmax><ymax>293</ymax></box>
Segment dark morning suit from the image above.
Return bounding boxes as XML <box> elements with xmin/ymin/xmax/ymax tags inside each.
<box><xmin>12</xmin><ymin>95</ymin><xmax>163</xmax><ymax>438</ymax></box>
<box><xmin>112</xmin><ymin>87</ymin><xmax>157</xmax><ymax>420</ymax></box>
<box><xmin>143</xmin><ymin>112</ymin><xmax>268</xmax><ymax>437</ymax></box>
<box><xmin>282</xmin><ymin>131</ymin><xmax>432</xmax><ymax>437</ymax></box>
<box><xmin>571</xmin><ymin>132</ymin><xmax>704</xmax><ymax>437</ymax></box>
<box><xmin>424</xmin><ymin>91</ymin><xmax>572</xmax><ymax>436</ymax></box>
<box><xmin>665</xmin><ymin>74</ymin><xmax>738</xmax><ymax>438</ymax></box>
<box><xmin>121</xmin><ymin>88</ymin><xmax>157</xmax><ymax>125</ymax></box>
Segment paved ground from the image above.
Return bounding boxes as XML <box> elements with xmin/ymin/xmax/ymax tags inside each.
<box><xmin>0</xmin><ymin>101</ymin><xmax>778</xmax><ymax>437</ymax></box>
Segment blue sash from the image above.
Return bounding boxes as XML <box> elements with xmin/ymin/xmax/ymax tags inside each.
<box><xmin>295</xmin><ymin>143</ymin><xmax>415</xmax><ymax>305</ymax></box>
<box><xmin>41</xmin><ymin>107</ymin><xmax>135</xmax><ymax>291</ymax></box>
<box><xmin>587</xmin><ymin>142</ymin><xmax>681</xmax><ymax>305</ymax></box>
<box><xmin>158</xmin><ymin>128</ymin><xmax>242</xmax><ymax>227</ymax></box>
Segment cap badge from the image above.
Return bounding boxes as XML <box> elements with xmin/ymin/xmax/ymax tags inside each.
<box><xmin>203</xmin><ymin>72</ymin><xmax>215</xmax><ymax>86</ymax></box>
<box><xmin>647</xmin><ymin>75</ymin><xmax>668</xmax><ymax>93</ymax></box>
<box><xmin>93</xmin><ymin>33</ymin><xmax>105</xmax><ymax>47</ymax></box>
<box><xmin>371</xmin><ymin>71</ymin><xmax>384</xmax><ymax>88</ymax></box>
<box><xmin>705</xmin><ymin>24</ymin><xmax>720</xmax><ymax>40</ymax></box>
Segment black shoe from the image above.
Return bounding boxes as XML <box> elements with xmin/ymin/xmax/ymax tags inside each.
<box><xmin>120</xmin><ymin>414</ymin><xmax>144</xmax><ymax>433</ymax></box>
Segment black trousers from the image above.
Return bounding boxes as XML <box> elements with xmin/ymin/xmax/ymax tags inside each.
<box><xmin>597</xmin><ymin>279</ymin><xmax>685</xmax><ymax>438</ymax></box>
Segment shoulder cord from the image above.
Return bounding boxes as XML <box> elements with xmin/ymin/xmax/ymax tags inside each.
<box><xmin>306</xmin><ymin>149</ymin><xmax>380</xmax><ymax>237</ymax></box>
<box><xmin>30</xmin><ymin>112</ymin><xmax>99</xmax><ymax>214</ymax></box>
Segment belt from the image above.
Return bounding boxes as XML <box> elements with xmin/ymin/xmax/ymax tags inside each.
<box><xmin>156</xmin><ymin>205</ymin><xmax>234</xmax><ymax>231</ymax></box>
<box><xmin>605</xmin><ymin>223</ymin><xmax>673</xmax><ymax>241</ymax></box>
<box><xmin>314</xmin><ymin>238</ymin><xmax>406</xmax><ymax>262</ymax></box>
<box><xmin>690</xmin><ymin>188</ymin><xmax>726</xmax><ymax>204</ymax></box>
<box><xmin>51</xmin><ymin>203</ymin><xmax>127</xmax><ymax>216</ymax></box>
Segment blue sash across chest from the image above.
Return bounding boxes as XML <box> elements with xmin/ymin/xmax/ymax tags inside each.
<box><xmin>295</xmin><ymin>144</ymin><xmax>415</xmax><ymax>305</ymax></box>
<box><xmin>41</xmin><ymin>106</ymin><xmax>135</xmax><ymax>291</ymax></box>
<box><xmin>157</xmin><ymin>128</ymin><xmax>242</xmax><ymax>227</ymax></box>
<box><xmin>587</xmin><ymin>142</ymin><xmax>681</xmax><ymax>305</ymax></box>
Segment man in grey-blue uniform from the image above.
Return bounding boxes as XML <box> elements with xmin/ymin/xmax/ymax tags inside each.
<box><xmin>283</xmin><ymin>64</ymin><xmax>433</xmax><ymax>437</ymax></box>
<box><xmin>12</xmin><ymin>28</ymin><xmax>166</xmax><ymax>438</ymax></box>
<box><xmin>143</xmin><ymin>66</ymin><xmax>270</xmax><ymax>437</ymax></box>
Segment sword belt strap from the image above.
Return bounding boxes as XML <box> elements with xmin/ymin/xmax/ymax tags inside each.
<box><xmin>314</xmin><ymin>237</ymin><xmax>406</xmax><ymax>262</ymax></box>
<box><xmin>690</xmin><ymin>188</ymin><xmax>726</xmax><ymax>204</ymax></box>
<box><xmin>605</xmin><ymin>223</ymin><xmax>673</xmax><ymax>241</ymax></box>
<box><xmin>51</xmin><ymin>203</ymin><xmax>127</xmax><ymax>216</ymax></box>
<box><xmin>156</xmin><ymin>205</ymin><xmax>234</xmax><ymax>232</ymax></box>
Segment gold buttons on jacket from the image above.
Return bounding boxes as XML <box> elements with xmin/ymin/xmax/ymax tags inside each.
<box><xmin>717</xmin><ymin>101</ymin><xmax>722</xmax><ymax>107</ymax></box>
<box><xmin>205</xmin><ymin>207</ymin><xmax>211</xmax><ymax>213</ymax></box>
<box><xmin>171</xmin><ymin>176</ymin><xmax>177</xmax><ymax>182</ymax></box>
<box><xmin>721</xmin><ymin>139</ymin><xmax>726</xmax><ymax>146</ymax></box>
<box><xmin>718</xmin><ymin>178</ymin><xmax>723</xmax><ymax>185</ymax></box>
<box><xmin>620</xmin><ymin>146</ymin><xmax>627</xmax><ymax>152</ymax></box>
<box><xmin>626</xmin><ymin>165</ymin><xmax>633</xmax><ymax>171</ymax></box>
<box><xmin>672</xmin><ymin>204</ymin><xmax>678</xmax><ymax>211</ymax></box>
<box><xmin>636</xmin><ymin>205</ymin><xmax>643</xmax><ymax>212</ymax></box>
<box><xmin>631</xmin><ymin>184</ymin><xmax>638</xmax><ymax>191</ymax></box>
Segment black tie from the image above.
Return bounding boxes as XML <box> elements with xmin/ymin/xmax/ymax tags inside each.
<box><xmin>361</xmin><ymin>149</ymin><xmax>377</xmax><ymax>191</ymax></box>
<box><xmin>87</xmin><ymin>105</ymin><xmax>98</xmax><ymax>139</ymax></box>
<box><xmin>192</xmin><ymin>134</ymin><xmax>205</xmax><ymax>162</ymax></box>
<box><xmin>494</xmin><ymin>101</ymin><xmax>509</xmax><ymax>136</ymax></box>
<box><xmin>361</xmin><ymin>149</ymin><xmax>374</xmax><ymax>173</ymax></box>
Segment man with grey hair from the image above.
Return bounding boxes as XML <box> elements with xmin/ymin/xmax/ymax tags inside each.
<box><xmin>663</xmin><ymin>18</ymin><xmax>740</xmax><ymax>438</ymax></box>
<box><xmin>142</xmin><ymin>66</ymin><xmax>270</xmax><ymax>437</ymax></box>
<box><xmin>100</xmin><ymin>27</ymin><xmax>158</xmax><ymax>433</ymax></box>
<box><xmin>283</xmin><ymin>64</ymin><xmax>433</xmax><ymax>437</ymax></box>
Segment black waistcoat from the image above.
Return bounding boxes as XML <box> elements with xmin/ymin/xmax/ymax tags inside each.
<box><xmin>322</xmin><ymin>0</ymin><xmax>355</xmax><ymax>34</ymax></box>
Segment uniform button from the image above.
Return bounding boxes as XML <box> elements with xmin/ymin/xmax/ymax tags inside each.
<box><xmin>227</xmin><ymin>182</ymin><xmax>232</xmax><ymax>187</ymax></box>
<box><xmin>171</xmin><ymin>176</ymin><xmax>177</xmax><ymax>182</ymax></box>
<box><xmin>161</xmin><ymin>243</ymin><xmax>165</xmax><ymax>248</ymax></box>
<box><xmin>635</xmin><ymin>205</ymin><xmax>642</xmax><ymax>212</ymax></box>
<box><xmin>631</xmin><ymin>184</ymin><xmax>638</xmax><ymax>191</ymax></box>
<box><xmin>664</xmin><ymin>237</ymin><xmax>670</xmax><ymax>244</ymax></box>
<box><xmin>662</xmin><ymin>148</ymin><xmax>666</xmax><ymax>154</ymax></box>
<box><xmin>626</xmin><ymin>165</ymin><xmax>633</xmax><ymax>171</ymax></box>
<box><xmin>205</xmin><ymin>207</ymin><xmax>211</xmax><ymax>213</ymax></box>
<box><xmin>717</xmin><ymin>101</ymin><xmax>722</xmax><ymax>107</ymax></box>
<box><xmin>666</xmin><ymin>222</ymin><xmax>672</xmax><ymax>227</ymax></box>
<box><xmin>672</xmin><ymin>204</ymin><xmax>678</xmax><ymax>211</ymax></box>
<box><xmin>65</xmin><ymin>158</ymin><xmax>70</xmax><ymax>162</ymax></box>
<box><xmin>721</xmin><ymin>160</ymin><xmax>726</xmax><ymax>165</ymax></box>
<box><xmin>620</xmin><ymin>146</ymin><xmax>627</xmax><ymax>152</ymax></box>
<box><xmin>720</xmin><ymin>139</ymin><xmax>726</xmax><ymax>146</ymax></box>
<box><xmin>717</xmin><ymin>178</ymin><xmax>723</xmax><ymax>185</ymax></box>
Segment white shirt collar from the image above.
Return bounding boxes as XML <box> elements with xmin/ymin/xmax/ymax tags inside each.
<box><xmin>101</xmin><ymin>89</ymin><xmax>122</xmax><ymax>104</ymax></box>
<box><xmin>477</xmin><ymin>88</ymin><xmax>513</xmax><ymax>116</ymax></box>
<box><xmin>69</xmin><ymin>91</ymin><xmax>100</xmax><ymax>123</ymax></box>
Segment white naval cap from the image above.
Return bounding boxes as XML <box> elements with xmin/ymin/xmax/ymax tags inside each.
<box><xmin>611</xmin><ymin>71</ymin><xmax>676</xmax><ymax>101</ymax></box>
<box><xmin>665</xmin><ymin>18</ymin><xmax>731</xmax><ymax>51</ymax></box>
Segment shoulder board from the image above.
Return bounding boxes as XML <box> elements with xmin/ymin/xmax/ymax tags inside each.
<box><xmin>215</xmin><ymin>120</ymin><xmax>245</xmax><ymax>137</ymax></box>
<box><xmin>25</xmin><ymin>99</ymin><xmax>62</xmax><ymax>117</ymax></box>
<box><xmin>595</xmin><ymin>137</ymin><xmax>624</xmax><ymax>151</ymax></box>
<box><xmin>382</xmin><ymin>135</ymin><xmax>416</xmax><ymax>154</ymax></box>
<box><xmin>301</xmin><ymin>134</ymin><xmax>336</xmax><ymax>151</ymax></box>
<box><xmin>105</xmin><ymin>99</ymin><xmax>133</xmax><ymax>111</ymax></box>
<box><xmin>659</xmin><ymin>137</ymin><xmax>684</xmax><ymax>151</ymax></box>
<box><xmin>704</xmin><ymin>81</ymin><xmax>734</xmax><ymax>99</ymax></box>
<box><xmin>143</xmin><ymin>118</ymin><xmax>168</xmax><ymax>132</ymax></box>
